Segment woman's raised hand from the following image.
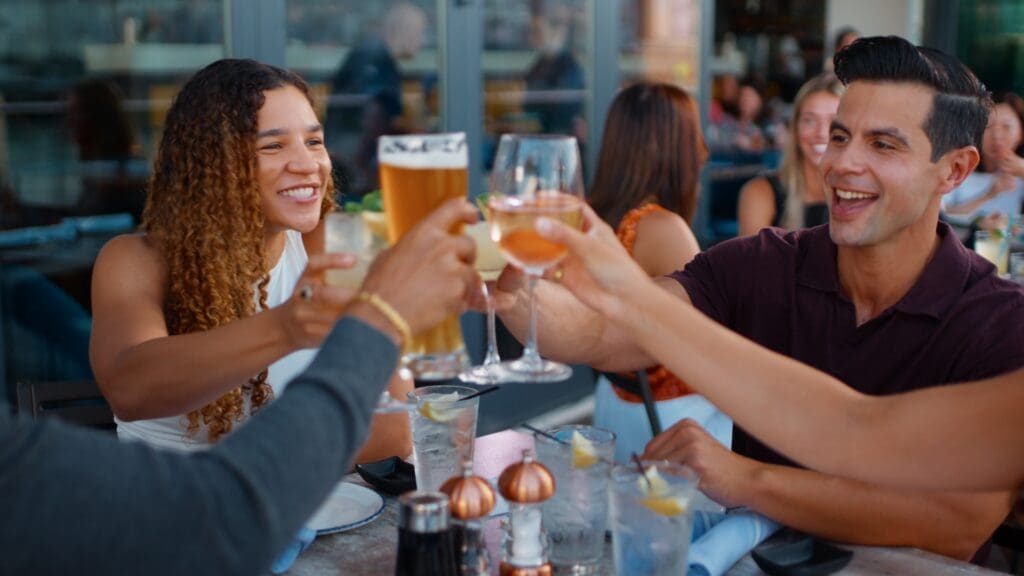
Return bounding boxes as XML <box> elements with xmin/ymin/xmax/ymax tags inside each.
<box><xmin>997</xmin><ymin>148</ymin><xmax>1024</xmax><ymax>179</ymax></box>
<box><xmin>277</xmin><ymin>253</ymin><xmax>359</xmax><ymax>349</ymax></box>
<box><xmin>532</xmin><ymin>203</ymin><xmax>653</xmax><ymax>320</ymax></box>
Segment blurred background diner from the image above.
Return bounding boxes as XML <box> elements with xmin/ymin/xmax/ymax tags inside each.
<box><xmin>4</xmin><ymin>1</ymin><xmax>1024</xmax><ymax>570</ymax></box>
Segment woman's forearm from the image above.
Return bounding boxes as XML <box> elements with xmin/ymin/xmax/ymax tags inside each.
<box><xmin>95</xmin><ymin>308</ymin><xmax>299</xmax><ymax>420</ymax></box>
<box><xmin>945</xmin><ymin>187</ymin><xmax>998</xmax><ymax>215</ymax></box>
<box><xmin>618</xmin><ymin>280</ymin><xmax>867</xmax><ymax>467</ymax></box>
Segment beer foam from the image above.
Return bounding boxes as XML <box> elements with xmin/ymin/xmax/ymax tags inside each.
<box><xmin>378</xmin><ymin>132</ymin><xmax>468</xmax><ymax>169</ymax></box>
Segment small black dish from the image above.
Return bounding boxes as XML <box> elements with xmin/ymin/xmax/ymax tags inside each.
<box><xmin>751</xmin><ymin>536</ymin><xmax>853</xmax><ymax>576</ymax></box>
<box><xmin>355</xmin><ymin>456</ymin><xmax>416</xmax><ymax>496</ymax></box>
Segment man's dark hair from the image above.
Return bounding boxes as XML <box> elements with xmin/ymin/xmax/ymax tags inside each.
<box><xmin>833</xmin><ymin>35</ymin><xmax>992</xmax><ymax>162</ymax></box>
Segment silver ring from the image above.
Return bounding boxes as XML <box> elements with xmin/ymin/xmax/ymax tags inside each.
<box><xmin>298</xmin><ymin>284</ymin><xmax>314</xmax><ymax>302</ymax></box>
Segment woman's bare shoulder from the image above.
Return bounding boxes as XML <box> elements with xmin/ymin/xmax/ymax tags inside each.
<box><xmin>738</xmin><ymin>177</ymin><xmax>777</xmax><ymax>236</ymax></box>
<box><xmin>633</xmin><ymin>209</ymin><xmax>700</xmax><ymax>275</ymax></box>
<box><xmin>739</xmin><ymin>176</ymin><xmax>774</xmax><ymax>202</ymax></box>
<box><xmin>94</xmin><ymin>233</ymin><xmax>167</xmax><ymax>284</ymax></box>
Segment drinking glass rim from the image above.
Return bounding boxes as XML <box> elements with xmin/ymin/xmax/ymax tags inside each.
<box><xmin>610</xmin><ymin>460</ymin><xmax>699</xmax><ymax>486</ymax></box>
<box><xmin>533</xmin><ymin>424</ymin><xmax>616</xmax><ymax>447</ymax></box>
<box><xmin>498</xmin><ymin>133</ymin><xmax>578</xmax><ymax>143</ymax></box>
<box><xmin>407</xmin><ymin>384</ymin><xmax>480</xmax><ymax>403</ymax></box>
<box><xmin>379</xmin><ymin>131</ymin><xmax>466</xmax><ymax>144</ymax></box>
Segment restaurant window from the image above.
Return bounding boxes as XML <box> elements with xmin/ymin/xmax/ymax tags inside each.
<box><xmin>285</xmin><ymin>0</ymin><xmax>440</xmax><ymax>200</ymax></box>
<box><xmin>0</xmin><ymin>0</ymin><xmax>225</xmax><ymax>401</ymax></box>
<box><xmin>957</xmin><ymin>0</ymin><xmax>1024</xmax><ymax>94</ymax></box>
<box><xmin>619</xmin><ymin>0</ymin><xmax>702</xmax><ymax>93</ymax></box>
<box><xmin>482</xmin><ymin>0</ymin><xmax>589</xmax><ymax>172</ymax></box>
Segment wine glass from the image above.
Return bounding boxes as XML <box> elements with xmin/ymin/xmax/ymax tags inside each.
<box><xmin>458</xmin><ymin>219</ymin><xmax>513</xmax><ymax>384</ymax></box>
<box><xmin>487</xmin><ymin>134</ymin><xmax>584</xmax><ymax>382</ymax></box>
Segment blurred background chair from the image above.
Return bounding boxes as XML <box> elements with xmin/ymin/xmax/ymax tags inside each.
<box><xmin>15</xmin><ymin>379</ymin><xmax>114</xmax><ymax>431</ymax></box>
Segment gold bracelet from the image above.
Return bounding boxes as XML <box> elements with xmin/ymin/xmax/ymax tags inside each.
<box><xmin>356</xmin><ymin>291</ymin><xmax>412</xmax><ymax>344</ymax></box>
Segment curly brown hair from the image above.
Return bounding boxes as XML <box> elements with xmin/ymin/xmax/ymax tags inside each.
<box><xmin>142</xmin><ymin>59</ymin><xmax>333</xmax><ymax>442</ymax></box>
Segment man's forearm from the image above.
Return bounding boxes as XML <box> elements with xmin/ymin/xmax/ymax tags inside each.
<box><xmin>1</xmin><ymin>316</ymin><xmax>397</xmax><ymax>576</ymax></box>
<box><xmin>743</xmin><ymin>463</ymin><xmax>1012</xmax><ymax>560</ymax></box>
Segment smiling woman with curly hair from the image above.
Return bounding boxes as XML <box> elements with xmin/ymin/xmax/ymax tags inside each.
<box><xmin>89</xmin><ymin>59</ymin><xmax>411</xmax><ymax>456</ymax></box>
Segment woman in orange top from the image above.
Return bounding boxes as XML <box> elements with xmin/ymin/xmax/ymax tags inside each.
<box><xmin>588</xmin><ymin>82</ymin><xmax>730</xmax><ymax>461</ymax></box>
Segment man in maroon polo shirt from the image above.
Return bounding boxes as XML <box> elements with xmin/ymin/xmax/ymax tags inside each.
<box><xmin>496</xmin><ymin>36</ymin><xmax>1024</xmax><ymax>560</ymax></box>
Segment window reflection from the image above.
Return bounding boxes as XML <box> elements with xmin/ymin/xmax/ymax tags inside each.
<box><xmin>286</xmin><ymin>0</ymin><xmax>439</xmax><ymax>199</ymax></box>
<box><xmin>483</xmin><ymin>0</ymin><xmax>588</xmax><ymax>170</ymax></box>
<box><xmin>619</xmin><ymin>0</ymin><xmax>702</xmax><ymax>91</ymax></box>
<box><xmin>0</xmin><ymin>0</ymin><xmax>225</xmax><ymax>399</ymax></box>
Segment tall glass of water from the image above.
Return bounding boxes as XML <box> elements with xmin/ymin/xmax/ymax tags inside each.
<box><xmin>407</xmin><ymin>385</ymin><xmax>480</xmax><ymax>492</ymax></box>
<box><xmin>610</xmin><ymin>461</ymin><xmax>697</xmax><ymax>576</ymax></box>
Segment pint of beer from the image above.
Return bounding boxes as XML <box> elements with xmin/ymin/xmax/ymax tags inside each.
<box><xmin>378</xmin><ymin>132</ymin><xmax>470</xmax><ymax>380</ymax></box>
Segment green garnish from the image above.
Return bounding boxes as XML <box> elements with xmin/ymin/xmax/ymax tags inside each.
<box><xmin>362</xmin><ymin>190</ymin><xmax>383</xmax><ymax>212</ymax></box>
<box><xmin>343</xmin><ymin>201</ymin><xmax>363</xmax><ymax>214</ymax></box>
<box><xmin>475</xmin><ymin>193</ymin><xmax>490</xmax><ymax>220</ymax></box>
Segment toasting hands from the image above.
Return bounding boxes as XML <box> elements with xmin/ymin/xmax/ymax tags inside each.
<box><xmin>527</xmin><ymin>202</ymin><xmax>654</xmax><ymax>320</ymax></box>
<box><xmin>360</xmin><ymin>198</ymin><xmax>479</xmax><ymax>336</ymax></box>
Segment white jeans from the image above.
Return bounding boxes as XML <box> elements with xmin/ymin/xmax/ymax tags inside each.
<box><xmin>593</xmin><ymin>376</ymin><xmax>733</xmax><ymax>464</ymax></box>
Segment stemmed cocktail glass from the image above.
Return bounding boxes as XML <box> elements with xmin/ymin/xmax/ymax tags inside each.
<box><xmin>458</xmin><ymin>219</ymin><xmax>514</xmax><ymax>384</ymax></box>
<box><xmin>487</xmin><ymin>134</ymin><xmax>584</xmax><ymax>383</ymax></box>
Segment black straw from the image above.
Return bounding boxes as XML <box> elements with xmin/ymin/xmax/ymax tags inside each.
<box><xmin>520</xmin><ymin>423</ymin><xmax>615</xmax><ymax>467</ymax></box>
<box><xmin>632</xmin><ymin>453</ymin><xmax>652</xmax><ymax>489</ymax></box>
<box><xmin>458</xmin><ymin>385</ymin><xmax>500</xmax><ymax>403</ymax></box>
<box><xmin>521</xmin><ymin>423</ymin><xmax>565</xmax><ymax>444</ymax></box>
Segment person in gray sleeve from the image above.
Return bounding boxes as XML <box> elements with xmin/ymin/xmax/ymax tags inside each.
<box><xmin>0</xmin><ymin>198</ymin><xmax>479</xmax><ymax>576</ymax></box>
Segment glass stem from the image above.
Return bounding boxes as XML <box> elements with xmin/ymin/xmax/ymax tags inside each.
<box><xmin>482</xmin><ymin>282</ymin><xmax>501</xmax><ymax>366</ymax></box>
<box><xmin>522</xmin><ymin>274</ymin><xmax>542</xmax><ymax>369</ymax></box>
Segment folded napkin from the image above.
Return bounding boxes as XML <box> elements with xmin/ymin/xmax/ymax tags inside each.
<box><xmin>270</xmin><ymin>527</ymin><xmax>317</xmax><ymax>574</ymax></box>
<box><xmin>687</xmin><ymin>510</ymin><xmax>781</xmax><ymax>576</ymax></box>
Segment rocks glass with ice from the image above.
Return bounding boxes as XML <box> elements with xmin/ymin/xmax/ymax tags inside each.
<box><xmin>610</xmin><ymin>461</ymin><xmax>698</xmax><ymax>576</ymax></box>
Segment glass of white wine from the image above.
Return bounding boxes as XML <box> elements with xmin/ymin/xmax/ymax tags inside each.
<box><xmin>324</xmin><ymin>210</ymin><xmax>410</xmax><ymax>413</ymax></box>
<box><xmin>458</xmin><ymin>218</ymin><xmax>514</xmax><ymax>384</ymax></box>
<box><xmin>487</xmin><ymin>134</ymin><xmax>584</xmax><ymax>382</ymax></box>
<box><xmin>324</xmin><ymin>210</ymin><xmax>375</xmax><ymax>289</ymax></box>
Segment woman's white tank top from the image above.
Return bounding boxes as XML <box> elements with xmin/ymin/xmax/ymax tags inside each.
<box><xmin>115</xmin><ymin>230</ymin><xmax>317</xmax><ymax>451</ymax></box>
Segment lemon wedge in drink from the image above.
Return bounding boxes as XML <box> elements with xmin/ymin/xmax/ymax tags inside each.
<box><xmin>570</xmin><ymin>430</ymin><xmax>599</xmax><ymax>469</ymax></box>
<box><xmin>418</xmin><ymin>392</ymin><xmax>463</xmax><ymax>423</ymax></box>
<box><xmin>638</xmin><ymin>466</ymin><xmax>689</xmax><ymax>517</ymax></box>
<box><xmin>362</xmin><ymin>211</ymin><xmax>389</xmax><ymax>243</ymax></box>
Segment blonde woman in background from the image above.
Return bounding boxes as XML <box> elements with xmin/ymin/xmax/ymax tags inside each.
<box><xmin>737</xmin><ymin>73</ymin><xmax>843</xmax><ymax>236</ymax></box>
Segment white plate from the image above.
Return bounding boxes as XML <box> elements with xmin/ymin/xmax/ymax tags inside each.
<box><xmin>305</xmin><ymin>482</ymin><xmax>385</xmax><ymax>535</ymax></box>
